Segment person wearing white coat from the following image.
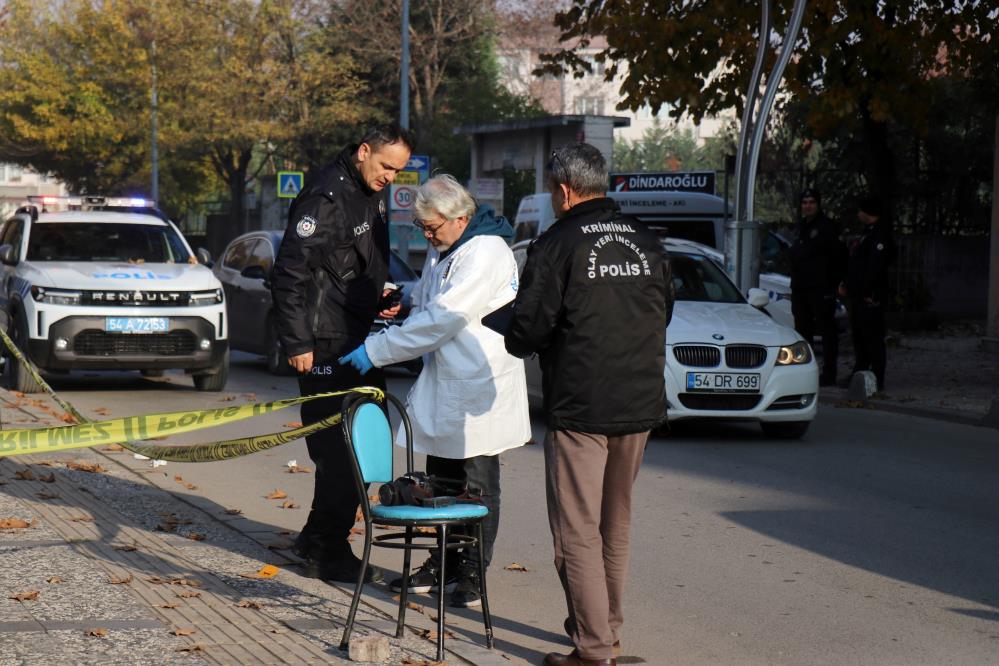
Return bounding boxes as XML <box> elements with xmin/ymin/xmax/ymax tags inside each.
<box><xmin>339</xmin><ymin>174</ymin><xmax>530</xmax><ymax>608</ymax></box>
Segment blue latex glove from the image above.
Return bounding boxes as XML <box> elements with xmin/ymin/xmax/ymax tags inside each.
<box><xmin>338</xmin><ymin>344</ymin><xmax>374</xmax><ymax>375</ymax></box>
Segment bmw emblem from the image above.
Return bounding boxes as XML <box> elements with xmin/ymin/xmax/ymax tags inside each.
<box><xmin>712</xmin><ymin>333</ymin><xmax>725</xmax><ymax>340</ymax></box>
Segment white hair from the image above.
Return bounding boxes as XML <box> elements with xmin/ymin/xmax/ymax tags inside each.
<box><xmin>414</xmin><ymin>174</ymin><xmax>476</xmax><ymax>221</ymax></box>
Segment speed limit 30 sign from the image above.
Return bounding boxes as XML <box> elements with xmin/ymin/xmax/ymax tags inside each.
<box><xmin>390</xmin><ymin>184</ymin><xmax>418</xmax><ymax>212</ymax></box>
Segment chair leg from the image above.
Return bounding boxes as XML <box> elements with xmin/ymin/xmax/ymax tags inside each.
<box><xmin>339</xmin><ymin>534</ymin><xmax>372</xmax><ymax>651</ymax></box>
<box><xmin>436</xmin><ymin>524</ymin><xmax>448</xmax><ymax>662</ymax></box>
<box><xmin>396</xmin><ymin>526</ymin><xmax>414</xmax><ymax>638</ymax></box>
<box><xmin>476</xmin><ymin>521</ymin><xmax>494</xmax><ymax>649</ymax></box>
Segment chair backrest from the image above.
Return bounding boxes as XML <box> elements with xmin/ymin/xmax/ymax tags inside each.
<box><xmin>349</xmin><ymin>401</ymin><xmax>393</xmax><ymax>484</ymax></box>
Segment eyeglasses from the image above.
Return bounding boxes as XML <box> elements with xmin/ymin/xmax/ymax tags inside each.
<box><xmin>549</xmin><ymin>150</ymin><xmax>565</xmax><ymax>175</ymax></box>
<box><xmin>412</xmin><ymin>217</ymin><xmax>450</xmax><ymax>235</ymax></box>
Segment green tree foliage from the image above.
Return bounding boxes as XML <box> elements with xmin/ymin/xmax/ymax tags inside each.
<box><xmin>613</xmin><ymin>119</ymin><xmax>737</xmax><ymax>174</ymax></box>
<box><xmin>538</xmin><ymin>1</ymin><xmax>997</xmax><ymax>216</ymax></box>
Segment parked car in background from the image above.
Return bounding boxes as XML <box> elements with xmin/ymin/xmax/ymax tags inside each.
<box><xmin>518</xmin><ymin>238</ymin><xmax>819</xmax><ymax>439</ymax></box>
<box><xmin>0</xmin><ymin>196</ymin><xmax>228</xmax><ymax>392</ymax></box>
<box><xmin>214</xmin><ymin>230</ymin><xmax>419</xmax><ymax>374</ymax></box>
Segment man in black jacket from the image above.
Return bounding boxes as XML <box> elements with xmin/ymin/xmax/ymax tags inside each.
<box><xmin>505</xmin><ymin>143</ymin><xmax>674</xmax><ymax>666</ymax></box>
<box><xmin>841</xmin><ymin>195</ymin><xmax>895</xmax><ymax>391</ymax></box>
<box><xmin>789</xmin><ymin>188</ymin><xmax>847</xmax><ymax>386</ymax></box>
<box><xmin>271</xmin><ymin>124</ymin><xmax>414</xmax><ymax>583</ymax></box>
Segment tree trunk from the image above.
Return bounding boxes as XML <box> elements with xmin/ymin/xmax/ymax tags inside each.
<box><xmin>860</xmin><ymin>107</ymin><xmax>897</xmax><ymax>218</ymax></box>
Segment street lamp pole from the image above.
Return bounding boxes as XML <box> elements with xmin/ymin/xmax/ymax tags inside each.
<box><xmin>151</xmin><ymin>37</ymin><xmax>159</xmax><ymax>204</ymax></box>
<box><xmin>400</xmin><ymin>0</ymin><xmax>410</xmax><ymax>129</ymax></box>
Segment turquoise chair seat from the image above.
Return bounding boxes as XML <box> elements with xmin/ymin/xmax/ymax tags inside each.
<box><xmin>372</xmin><ymin>502</ymin><xmax>489</xmax><ymax>522</ymax></box>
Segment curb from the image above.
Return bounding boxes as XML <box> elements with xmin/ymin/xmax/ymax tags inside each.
<box><xmin>818</xmin><ymin>388</ymin><xmax>994</xmax><ymax>429</ymax></box>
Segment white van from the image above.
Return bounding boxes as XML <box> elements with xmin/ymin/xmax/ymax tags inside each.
<box><xmin>514</xmin><ymin>191</ymin><xmax>728</xmax><ymax>249</ymax></box>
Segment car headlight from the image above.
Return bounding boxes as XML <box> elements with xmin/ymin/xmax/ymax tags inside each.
<box><xmin>775</xmin><ymin>341</ymin><xmax>812</xmax><ymax>365</ymax></box>
<box><xmin>189</xmin><ymin>288</ymin><xmax>223</xmax><ymax>305</ymax></box>
<box><xmin>30</xmin><ymin>286</ymin><xmax>81</xmax><ymax>305</ymax></box>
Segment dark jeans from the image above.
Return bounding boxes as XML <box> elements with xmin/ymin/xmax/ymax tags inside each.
<box><xmin>849</xmin><ymin>298</ymin><xmax>887</xmax><ymax>390</ymax></box>
<box><xmin>295</xmin><ymin>339</ymin><xmax>386</xmax><ymax>562</ymax></box>
<box><xmin>791</xmin><ymin>288</ymin><xmax>839</xmax><ymax>381</ymax></box>
<box><xmin>426</xmin><ymin>453</ymin><xmax>501</xmax><ymax>569</ymax></box>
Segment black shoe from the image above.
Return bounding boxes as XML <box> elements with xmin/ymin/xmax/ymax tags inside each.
<box><xmin>318</xmin><ymin>551</ymin><xmax>384</xmax><ymax>585</ymax></box>
<box><xmin>389</xmin><ymin>557</ymin><xmax>457</xmax><ymax>593</ymax></box>
<box><xmin>449</xmin><ymin>565</ymin><xmax>482</xmax><ymax>608</ymax></box>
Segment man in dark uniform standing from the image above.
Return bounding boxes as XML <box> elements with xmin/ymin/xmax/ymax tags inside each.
<box><xmin>789</xmin><ymin>188</ymin><xmax>847</xmax><ymax>386</ymax></box>
<box><xmin>271</xmin><ymin>124</ymin><xmax>414</xmax><ymax>583</ymax></box>
<box><xmin>841</xmin><ymin>195</ymin><xmax>895</xmax><ymax>392</ymax></box>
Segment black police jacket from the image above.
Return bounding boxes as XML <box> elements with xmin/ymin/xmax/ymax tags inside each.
<box><xmin>505</xmin><ymin>197</ymin><xmax>674</xmax><ymax>435</ymax></box>
<box><xmin>789</xmin><ymin>213</ymin><xmax>847</xmax><ymax>294</ymax></box>
<box><xmin>845</xmin><ymin>220</ymin><xmax>896</xmax><ymax>303</ymax></box>
<box><xmin>271</xmin><ymin>146</ymin><xmax>390</xmax><ymax>358</ymax></box>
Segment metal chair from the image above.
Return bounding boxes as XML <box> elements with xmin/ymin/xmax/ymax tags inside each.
<box><xmin>338</xmin><ymin>393</ymin><xmax>494</xmax><ymax>661</ymax></box>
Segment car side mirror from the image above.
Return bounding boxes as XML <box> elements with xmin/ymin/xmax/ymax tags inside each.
<box><xmin>0</xmin><ymin>244</ymin><xmax>17</xmax><ymax>266</ymax></box>
<box><xmin>196</xmin><ymin>247</ymin><xmax>212</xmax><ymax>265</ymax></box>
<box><xmin>240</xmin><ymin>264</ymin><xmax>268</xmax><ymax>281</ymax></box>
<box><xmin>747</xmin><ymin>287</ymin><xmax>770</xmax><ymax>308</ymax></box>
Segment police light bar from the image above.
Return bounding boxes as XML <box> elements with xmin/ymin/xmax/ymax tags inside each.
<box><xmin>26</xmin><ymin>195</ymin><xmax>157</xmax><ymax>210</ymax></box>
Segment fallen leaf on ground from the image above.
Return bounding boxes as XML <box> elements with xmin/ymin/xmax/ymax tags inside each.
<box><xmin>236</xmin><ymin>600</ymin><xmax>263</xmax><ymax>609</ymax></box>
<box><xmin>279</xmin><ymin>501</ymin><xmax>299</xmax><ymax>509</ymax></box>
<box><xmin>265</xmin><ymin>541</ymin><xmax>295</xmax><ymax>551</ymax></box>
<box><xmin>38</xmin><ymin>472</ymin><xmax>55</xmax><ymax>483</ymax></box>
<box><xmin>354</xmin><ymin>508</ymin><xmax>363</xmax><ymax>522</ymax></box>
<box><xmin>156</xmin><ymin>602</ymin><xmax>179</xmax><ymax>609</ymax></box>
<box><xmin>101</xmin><ymin>444</ymin><xmax>125</xmax><ymax>452</ymax></box>
<box><xmin>66</xmin><ymin>461</ymin><xmax>105</xmax><ymax>474</ymax></box>
<box><xmin>407</xmin><ymin>601</ymin><xmax>424</xmax><ymax>612</ymax></box>
<box><xmin>107</xmin><ymin>573</ymin><xmax>133</xmax><ymax>585</ymax></box>
<box><xmin>155</xmin><ymin>522</ymin><xmax>177</xmax><ymax>533</ymax></box>
<box><xmin>239</xmin><ymin>564</ymin><xmax>279</xmax><ymax>580</ymax></box>
<box><xmin>415</xmin><ymin>526</ymin><xmax>436</xmax><ymax>534</ymax></box>
<box><xmin>148</xmin><ymin>577</ymin><xmax>202</xmax><ymax>587</ymax></box>
<box><xmin>35</xmin><ymin>461</ymin><xmax>54</xmax><ymax>467</ymax></box>
<box><xmin>173</xmin><ymin>475</ymin><xmax>184</xmax><ymax>483</ymax></box>
<box><xmin>401</xmin><ymin>661</ymin><xmax>446</xmax><ymax>666</ymax></box>
<box><xmin>282</xmin><ymin>421</ymin><xmax>303</xmax><ymax>428</ymax></box>
<box><xmin>285</xmin><ymin>465</ymin><xmax>312</xmax><ymax>474</ymax></box>
<box><xmin>418</xmin><ymin>628</ymin><xmax>455</xmax><ymax>641</ymax></box>
<box><xmin>176</xmin><ymin>591</ymin><xmax>201</xmax><ymax>598</ymax></box>
<box><xmin>94</xmin><ymin>407</ymin><xmax>111</xmax><ymax>416</ymax></box>
<box><xmin>0</xmin><ymin>518</ymin><xmax>34</xmax><ymax>529</ymax></box>
<box><xmin>58</xmin><ymin>413</ymin><xmax>76</xmax><ymax>424</ymax></box>
<box><xmin>504</xmin><ymin>562</ymin><xmax>530</xmax><ymax>572</ymax></box>
<box><xmin>70</xmin><ymin>516</ymin><xmax>94</xmax><ymax>523</ymax></box>
<box><xmin>219</xmin><ymin>395</ymin><xmax>236</xmax><ymax>402</ymax></box>
<box><xmin>112</xmin><ymin>544</ymin><xmax>137</xmax><ymax>552</ymax></box>
<box><xmin>225</xmin><ymin>508</ymin><xmax>242</xmax><ymax>515</ymax></box>
<box><xmin>186</xmin><ymin>533</ymin><xmax>206</xmax><ymax>541</ymax></box>
<box><xmin>171</xmin><ymin>627</ymin><xmax>197</xmax><ymax>636</ymax></box>
<box><xmin>35</xmin><ymin>491</ymin><xmax>59</xmax><ymax>500</ymax></box>
<box><xmin>85</xmin><ymin>628</ymin><xmax>108</xmax><ymax>637</ymax></box>
<box><xmin>265</xmin><ymin>489</ymin><xmax>287</xmax><ymax>500</ymax></box>
<box><xmin>367</xmin><ymin>493</ymin><xmax>380</xmax><ymax>501</ymax></box>
<box><xmin>349</xmin><ymin>527</ymin><xmax>364</xmax><ymax>535</ymax></box>
<box><xmin>13</xmin><ymin>470</ymin><xmax>34</xmax><ymax>481</ymax></box>
<box><xmin>176</xmin><ymin>644</ymin><xmax>205</xmax><ymax>653</ymax></box>
<box><xmin>9</xmin><ymin>590</ymin><xmax>39</xmax><ymax>601</ymax></box>
<box><xmin>184</xmin><ymin>483</ymin><xmax>197</xmax><ymax>490</ymax></box>
<box><xmin>46</xmin><ymin>577</ymin><xmax>62</xmax><ymax>584</ymax></box>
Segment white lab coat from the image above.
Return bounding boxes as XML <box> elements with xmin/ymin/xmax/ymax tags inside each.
<box><xmin>364</xmin><ymin>235</ymin><xmax>530</xmax><ymax>459</ymax></box>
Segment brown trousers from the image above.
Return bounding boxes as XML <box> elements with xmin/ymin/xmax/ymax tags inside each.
<box><xmin>544</xmin><ymin>429</ymin><xmax>648</xmax><ymax>661</ymax></box>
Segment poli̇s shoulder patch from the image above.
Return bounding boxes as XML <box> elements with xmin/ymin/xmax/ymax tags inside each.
<box><xmin>378</xmin><ymin>199</ymin><xmax>386</xmax><ymax>217</ymax></box>
<box><xmin>296</xmin><ymin>215</ymin><xmax>317</xmax><ymax>238</ymax></box>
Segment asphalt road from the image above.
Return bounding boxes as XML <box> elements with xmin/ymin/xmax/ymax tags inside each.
<box><xmin>41</xmin><ymin>352</ymin><xmax>999</xmax><ymax>666</ymax></box>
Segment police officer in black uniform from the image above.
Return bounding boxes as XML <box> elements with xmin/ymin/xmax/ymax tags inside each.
<box><xmin>841</xmin><ymin>196</ymin><xmax>895</xmax><ymax>392</ymax></box>
<box><xmin>789</xmin><ymin>188</ymin><xmax>847</xmax><ymax>386</ymax></box>
<box><xmin>271</xmin><ymin>124</ymin><xmax>414</xmax><ymax>583</ymax></box>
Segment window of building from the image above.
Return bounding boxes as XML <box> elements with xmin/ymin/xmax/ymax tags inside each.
<box><xmin>574</xmin><ymin>97</ymin><xmax>605</xmax><ymax>115</ymax></box>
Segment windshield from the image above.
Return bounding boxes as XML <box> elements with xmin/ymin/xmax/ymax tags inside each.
<box><xmin>670</xmin><ymin>252</ymin><xmax>744</xmax><ymax>303</ymax></box>
<box><xmin>26</xmin><ymin>222</ymin><xmax>191</xmax><ymax>263</ymax></box>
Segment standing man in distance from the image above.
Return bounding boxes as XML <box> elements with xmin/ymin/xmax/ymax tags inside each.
<box><xmin>505</xmin><ymin>143</ymin><xmax>674</xmax><ymax>666</ymax></box>
<box><xmin>271</xmin><ymin>124</ymin><xmax>414</xmax><ymax>584</ymax></box>
<box><xmin>789</xmin><ymin>188</ymin><xmax>847</xmax><ymax>386</ymax></box>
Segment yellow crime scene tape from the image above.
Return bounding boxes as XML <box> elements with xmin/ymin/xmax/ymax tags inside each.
<box><xmin>0</xmin><ymin>326</ymin><xmax>382</xmax><ymax>461</ymax></box>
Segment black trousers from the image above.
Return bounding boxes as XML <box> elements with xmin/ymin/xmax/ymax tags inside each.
<box><xmin>791</xmin><ymin>288</ymin><xmax>839</xmax><ymax>381</ymax></box>
<box><xmin>426</xmin><ymin>453</ymin><xmax>501</xmax><ymax>569</ymax></box>
<box><xmin>295</xmin><ymin>339</ymin><xmax>386</xmax><ymax>561</ymax></box>
<box><xmin>848</xmin><ymin>298</ymin><xmax>887</xmax><ymax>390</ymax></box>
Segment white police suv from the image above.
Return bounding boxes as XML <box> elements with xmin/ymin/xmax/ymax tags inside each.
<box><xmin>0</xmin><ymin>196</ymin><xmax>228</xmax><ymax>392</ymax></box>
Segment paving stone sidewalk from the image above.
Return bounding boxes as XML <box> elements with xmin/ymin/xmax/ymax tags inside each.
<box><xmin>0</xmin><ymin>389</ymin><xmax>505</xmax><ymax>666</ymax></box>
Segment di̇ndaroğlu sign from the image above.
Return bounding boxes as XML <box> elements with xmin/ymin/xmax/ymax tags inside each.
<box><xmin>610</xmin><ymin>171</ymin><xmax>716</xmax><ymax>195</ymax></box>
<box><xmin>0</xmin><ymin>326</ymin><xmax>383</xmax><ymax>462</ymax></box>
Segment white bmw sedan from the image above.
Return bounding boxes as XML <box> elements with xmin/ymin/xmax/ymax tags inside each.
<box><xmin>517</xmin><ymin>239</ymin><xmax>819</xmax><ymax>439</ymax></box>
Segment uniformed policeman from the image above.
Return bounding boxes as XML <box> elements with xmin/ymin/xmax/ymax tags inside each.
<box><xmin>789</xmin><ymin>188</ymin><xmax>847</xmax><ymax>386</ymax></box>
<box><xmin>271</xmin><ymin>124</ymin><xmax>414</xmax><ymax>583</ymax></box>
<box><xmin>840</xmin><ymin>196</ymin><xmax>895</xmax><ymax>392</ymax></box>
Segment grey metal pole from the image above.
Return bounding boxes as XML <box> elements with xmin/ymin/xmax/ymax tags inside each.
<box><xmin>984</xmin><ymin>113</ymin><xmax>999</xmax><ymax>351</ymax></box>
<box><xmin>733</xmin><ymin>0</ymin><xmax>771</xmax><ymax>224</ymax></box>
<box><xmin>150</xmin><ymin>38</ymin><xmax>159</xmax><ymax>203</ymax></box>
<box><xmin>400</xmin><ymin>0</ymin><xmax>410</xmax><ymax>129</ymax></box>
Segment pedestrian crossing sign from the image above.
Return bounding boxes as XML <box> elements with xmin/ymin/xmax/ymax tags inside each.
<box><xmin>277</xmin><ymin>171</ymin><xmax>303</xmax><ymax>199</ymax></box>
